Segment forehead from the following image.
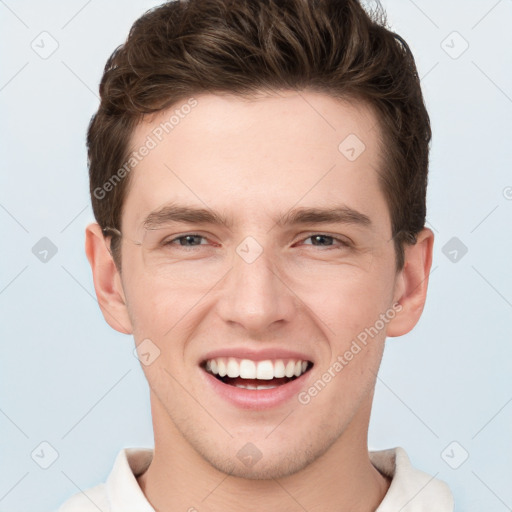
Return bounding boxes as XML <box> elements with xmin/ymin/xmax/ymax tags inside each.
<box><xmin>121</xmin><ymin>90</ymin><xmax>389</xmax><ymax>233</ymax></box>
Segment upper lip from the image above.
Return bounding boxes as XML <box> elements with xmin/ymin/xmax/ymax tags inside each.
<box><xmin>200</xmin><ymin>347</ymin><xmax>315</xmax><ymax>365</ymax></box>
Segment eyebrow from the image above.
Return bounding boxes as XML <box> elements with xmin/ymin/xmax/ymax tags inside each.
<box><xmin>275</xmin><ymin>206</ymin><xmax>372</xmax><ymax>229</ymax></box>
<box><xmin>142</xmin><ymin>203</ymin><xmax>372</xmax><ymax>230</ymax></box>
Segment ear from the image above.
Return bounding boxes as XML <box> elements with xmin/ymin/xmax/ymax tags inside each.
<box><xmin>386</xmin><ymin>228</ymin><xmax>434</xmax><ymax>337</ymax></box>
<box><xmin>85</xmin><ymin>222</ymin><xmax>133</xmax><ymax>334</ymax></box>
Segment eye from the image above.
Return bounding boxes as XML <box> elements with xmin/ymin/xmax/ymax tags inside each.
<box><xmin>160</xmin><ymin>233</ymin><xmax>350</xmax><ymax>250</ymax></box>
<box><xmin>300</xmin><ymin>234</ymin><xmax>351</xmax><ymax>248</ymax></box>
<box><xmin>165</xmin><ymin>234</ymin><xmax>209</xmax><ymax>247</ymax></box>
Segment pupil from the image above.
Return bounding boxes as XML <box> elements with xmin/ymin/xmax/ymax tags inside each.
<box><xmin>313</xmin><ymin>235</ymin><xmax>332</xmax><ymax>246</ymax></box>
<box><xmin>182</xmin><ymin>235</ymin><xmax>201</xmax><ymax>246</ymax></box>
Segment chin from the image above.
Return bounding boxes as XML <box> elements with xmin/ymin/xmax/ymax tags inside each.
<box><xmin>206</xmin><ymin>450</ymin><xmax>313</xmax><ymax>480</ymax></box>
<box><xmin>193</xmin><ymin>430</ymin><xmax>337</xmax><ymax>481</ymax></box>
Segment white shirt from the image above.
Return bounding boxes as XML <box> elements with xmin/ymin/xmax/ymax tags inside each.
<box><xmin>56</xmin><ymin>446</ymin><xmax>454</xmax><ymax>511</ymax></box>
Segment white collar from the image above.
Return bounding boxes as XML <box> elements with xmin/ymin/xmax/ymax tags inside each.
<box><xmin>370</xmin><ymin>447</ymin><xmax>454</xmax><ymax>511</ymax></box>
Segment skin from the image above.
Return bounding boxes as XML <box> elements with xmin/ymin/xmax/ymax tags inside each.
<box><xmin>85</xmin><ymin>90</ymin><xmax>434</xmax><ymax>512</ymax></box>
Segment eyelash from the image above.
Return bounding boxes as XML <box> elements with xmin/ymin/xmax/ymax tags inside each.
<box><xmin>163</xmin><ymin>233</ymin><xmax>351</xmax><ymax>250</ymax></box>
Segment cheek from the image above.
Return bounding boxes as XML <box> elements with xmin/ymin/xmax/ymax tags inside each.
<box><xmin>122</xmin><ymin>270</ymin><xmax>169</xmax><ymax>341</ymax></box>
<box><xmin>292</xmin><ymin>263</ymin><xmax>395</xmax><ymax>336</ymax></box>
<box><xmin>310</xmin><ymin>273</ymin><xmax>394</xmax><ymax>398</ymax></box>
<box><xmin>124</xmin><ymin>270</ymin><xmax>211</xmax><ymax>349</ymax></box>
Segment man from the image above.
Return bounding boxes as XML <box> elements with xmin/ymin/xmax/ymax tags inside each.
<box><xmin>58</xmin><ymin>0</ymin><xmax>454</xmax><ymax>510</ymax></box>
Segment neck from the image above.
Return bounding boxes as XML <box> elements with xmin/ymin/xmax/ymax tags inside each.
<box><xmin>137</xmin><ymin>395</ymin><xmax>390</xmax><ymax>512</ymax></box>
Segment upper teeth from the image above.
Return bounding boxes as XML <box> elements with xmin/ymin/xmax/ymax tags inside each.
<box><xmin>205</xmin><ymin>358</ymin><xmax>310</xmax><ymax>380</ymax></box>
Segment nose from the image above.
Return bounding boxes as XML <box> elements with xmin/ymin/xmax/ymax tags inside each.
<box><xmin>216</xmin><ymin>244</ymin><xmax>297</xmax><ymax>335</ymax></box>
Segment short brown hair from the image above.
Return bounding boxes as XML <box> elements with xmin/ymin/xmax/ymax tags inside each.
<box><xmin>88</xmin><ymin>0</ymin><xmax>431</xmax><ymax>271</ymax></box>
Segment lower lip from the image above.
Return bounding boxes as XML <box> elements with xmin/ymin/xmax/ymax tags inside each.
<box><xmin>200</xmin><ymin>368</ymin><xmax>312</xmax><ymax>410</ymax></box>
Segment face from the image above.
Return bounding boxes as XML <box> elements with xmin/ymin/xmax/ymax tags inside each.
<box><xmin>114</xmin><ymin>90</ymin><xmax>405</xmax><ymax>478</ymax></box>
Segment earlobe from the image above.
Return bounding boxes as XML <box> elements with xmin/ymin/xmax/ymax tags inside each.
<box><xmin>85</xmin><ymin>222</ymin><xmax>133</xmax><ymax>335</ymax></box>
<box><xmin>386</xmin><ymin>228</ymin><xmax>434</xmax><ymax>338</ymax></box>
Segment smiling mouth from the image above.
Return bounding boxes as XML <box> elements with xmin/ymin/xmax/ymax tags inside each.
<box><xmin>201</xmin><ymin>357</ymin><xmax>314</xmax><ymax>390</ymax></box>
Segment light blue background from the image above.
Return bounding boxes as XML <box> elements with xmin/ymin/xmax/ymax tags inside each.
<box><xmin>1</xmin><ymin>1</ymin><xmax>511</xmax><ymax>511</ymax></box>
